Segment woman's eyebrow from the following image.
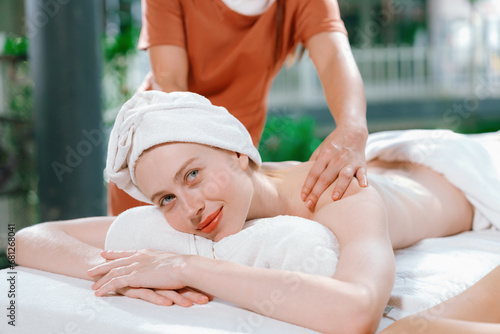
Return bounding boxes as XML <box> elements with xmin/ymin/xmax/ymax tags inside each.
<box><xmin>150</xmin><ymin>157</ymin><xmax>198</xmax><ymax>203</ymax></box>
<box><xmin>150</xmin><ymin>190</ymin><xmax>166</xmax><ymax>204</ymax></box>
<box><xmin>174</xmin><ymin>157</ymin><xmax>197</xmax><ymax>182</ymax></box>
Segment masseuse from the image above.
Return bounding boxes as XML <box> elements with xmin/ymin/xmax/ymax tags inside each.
<box><xmin>108</xmin><ymin>0</ymin><xmax>369</xmax><ymax>215</ymax></box>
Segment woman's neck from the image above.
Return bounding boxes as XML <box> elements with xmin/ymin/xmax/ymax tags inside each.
<box><xmin>246</xmin><ymin>168</ymin><xmax>297</xmax><ymax>220</ymax></box>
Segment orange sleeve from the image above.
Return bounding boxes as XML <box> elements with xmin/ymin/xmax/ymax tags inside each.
<box><xmin>107</xmin><ymin>181</ymin><xmax>149</xmax><ymax>216</ymax></box>
<box><xmin>294</xmin><ymin>0</ymin><xmax>348</xmax><ymax>45</ymax></box>
<box><xmin>138</xmin><ymin>0</ymin><xmax>185</xmax><ymax>50</ymax></box>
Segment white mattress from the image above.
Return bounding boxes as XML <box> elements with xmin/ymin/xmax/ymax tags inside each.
<box><xmin>2</xmin><ymin>229</ymin><xmax>500</xmax><ymax>334</ymax></box>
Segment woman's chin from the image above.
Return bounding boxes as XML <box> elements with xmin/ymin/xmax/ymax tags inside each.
<box><xmin>213</xmin><ymin>233</ymin><xmax>226</xmax><ymax>242</ymax></box>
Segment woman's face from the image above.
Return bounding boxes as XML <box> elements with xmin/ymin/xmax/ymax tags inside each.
<box><xmin>135</xmin><ymin>143</ymin><xmax>254</xmax><ymax>242</ymax></box>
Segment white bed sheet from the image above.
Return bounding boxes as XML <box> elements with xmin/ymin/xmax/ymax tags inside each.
<box><xmin>2</xmin><ymin>229</ymin><xmax>500</xmax><ymax>334</ymax></box>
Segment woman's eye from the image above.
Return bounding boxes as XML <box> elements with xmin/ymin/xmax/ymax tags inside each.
<box><xmin>186</xmin><ymin>169</ymin><xmax>199</xmax><ymax>182</ymax></box>
<box><xmin>161</xmin><ymin>195</ymin><xmax>175</xmax><ymax>206</ymax></box>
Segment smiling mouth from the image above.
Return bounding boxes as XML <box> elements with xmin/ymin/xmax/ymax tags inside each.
<box><xmin>198</xmin><ymin>207</ymin><xmax>223</xmax><ymax>234</ymax></box>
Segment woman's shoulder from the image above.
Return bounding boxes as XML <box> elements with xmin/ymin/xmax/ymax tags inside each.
<box><xmin>279</xmin><ymin>161</ymin><xmax>376</xmax><ymax>212</ymax></box>
<box><xmin>273</xmin><ymin>161</ymin><xmax>379</xmax><ymax>218</ymax></box>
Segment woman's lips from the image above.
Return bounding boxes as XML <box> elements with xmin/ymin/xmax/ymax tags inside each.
<box><xmin>199</xmin><ymin>207</ymin><xmax>223</xmax><ymax>234</ymax></box>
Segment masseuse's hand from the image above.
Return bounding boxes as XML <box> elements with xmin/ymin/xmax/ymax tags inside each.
<box><xmin>135</xmin><ymin>71</ymin><xmax>154</xmax><ymax>93</ymax></box>
<box><xmin>88</xmin><ymin>250</ymin><xmax>211</xmax><ymax>307</ymax></box>
<box><xmin>301</xmin><ymin>126</ymin><xmax>368</xmax><ymax>208</ymax></box>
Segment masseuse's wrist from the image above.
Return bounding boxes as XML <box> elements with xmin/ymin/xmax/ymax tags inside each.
<box><xmin>337</xmin><ymin>120</ymin><xmax>368</xmax><ymax>139</ymax></box>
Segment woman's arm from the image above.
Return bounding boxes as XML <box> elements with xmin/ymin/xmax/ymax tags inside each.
<box><xmin>90</xmin><ymin>186</ymin><xmax>395</xmax><ymax>333</ymax></box>
<box><xmin>91</xmin><ymin>250</ymin><xmax>380</xmax><ymax>333</ymax></box>
<box><xmin>302</xmin><ymin>31</ymin><xmax>368</xmax><ymax>207</ymax></box>
<box><xmin>15</xmin><ymin>217</ymin><xmax>210</xmax><ymax>306</ymax></box>
<box><xmin>188</xmin><ymin>198</ymin><xmax>395</xmax><ymax>334</ymax></box>
<box><xmin>15</xmin><ymin>217</ymin><xmax>114</xmax><ymax>280</ymax></box>
<box><xmin>313</xmin><ymin>183</ymin><xmax>396</xmax><ymax>333</ymax></box>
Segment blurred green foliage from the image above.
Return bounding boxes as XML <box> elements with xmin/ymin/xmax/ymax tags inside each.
<box><xmin>3</xmin><ymin>35</ymin><xmax>28</xmax><ymax>57</ymax></box>
<box><xmin>104</xmin><ymin>25</ymin><xmax>140</xmax><ymax>61</ymax></box>
<box><xmin>102</xmin><ymin>26</ymin><xmax>141</xmax><ymax>123</ymax></box>
<box><xmin>0</xmin><ymin>253</ymin><xmax>8</xmax><ymax>270</ymax></box>
<box><xmin>259</xmin><ymin>115</ymin><xmax>322</xmax><ymax>162</ymax></box>
<box><xmin>1</xmin><ymin>36</ymin><xmax>38</xmax><ymax>227</ymax></box>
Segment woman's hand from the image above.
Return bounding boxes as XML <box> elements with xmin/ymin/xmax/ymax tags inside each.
<box><xmin>301</xmin><ymin>126</ymin><xmax>368</xmax><ymax>208</ymax></box>
<box><xmin>116</xmin><ymin>286</ymin><xmax>211</xmax><ymax>307</ymax></box>
<box><xmin>87</xmin><ymin>250</ymin><xmax>210</xmax><ymax>306</ymax></box>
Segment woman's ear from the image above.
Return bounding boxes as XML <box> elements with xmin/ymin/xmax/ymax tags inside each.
<box><xmin>236</xmin><ymin>152</ymin><xmax>249</xmax><ymax>171</ymax></box>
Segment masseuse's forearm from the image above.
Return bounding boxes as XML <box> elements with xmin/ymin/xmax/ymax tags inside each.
<box><xmin>311</xmin><ymin>32</ymin><xmax>368</xmax><ymax>135</ymax></box>
<box><xmin>15</xmin><ymin>217</ymin><xmax>113</xmax><ymax>280</ymax></box>
<box><xmin>322</xmin><ymin>52</ymin><xmax>367</xmax><ymax>136</ymax></box>
<box><xmin>148</xmin><ymin>45</ymin><xmax>188</xmax><ymax>92</ymax></box>
<box><xmin>182</xmin><ymin>256</ymin><xmax>373</xmax><ymax>334</ymax></box>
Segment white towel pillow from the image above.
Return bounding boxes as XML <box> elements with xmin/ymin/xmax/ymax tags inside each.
<box><xmin>105</xmin><ymin>206</ymin><xmax>339</xmax><ymax>277</ymax></box>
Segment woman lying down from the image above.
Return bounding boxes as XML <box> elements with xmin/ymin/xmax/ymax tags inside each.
<box><xmin>16</xmin><ymin>91</ymin><xmax>500</xmax><ymax>334</ymax></box>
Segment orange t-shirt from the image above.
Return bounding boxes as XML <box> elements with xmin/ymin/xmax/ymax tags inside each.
<box><xmin>138</xmin><ymin>0</ymin><xmax>346</xmax><ymax>145</ymax></box>
<box><xmin>108</xmin><ymin>0</ymin><xmax>347</xmax><ymax>215</ymax></box>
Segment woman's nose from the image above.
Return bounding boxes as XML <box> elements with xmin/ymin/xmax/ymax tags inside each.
<box><xmin>182</xmin><ymin>191</ymin><xmax>205</xmax><ymax>219</ymax></box>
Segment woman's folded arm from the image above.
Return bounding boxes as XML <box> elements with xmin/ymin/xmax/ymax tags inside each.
<box><xmin>90</xmin><ymin>185</ymin><xmax>395</xmax><ymax>334</ymax></box>
<box><xmin>181</xmin><ymin>255</ymin><xmax>379</xmax><ymax>334</ymax></box>
<box><xmin>312</xmin><ymin>183</ymin><xmax>396</xmax><ymax>333</ymax></box>
<box><xmin>15</xmin><ymin>217</ymin><xmax>114</xmax><ymax>280</ymax></box>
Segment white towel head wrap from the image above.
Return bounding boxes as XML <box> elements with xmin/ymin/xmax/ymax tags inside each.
<box><xmin>105</xmin><ymin>91</ymin><xmax>262</xmax><ymax>204</ymax></box>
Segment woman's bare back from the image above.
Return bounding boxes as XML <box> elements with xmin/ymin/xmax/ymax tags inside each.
<box><xmin>273</xmin><ymin>160</ymin><xmax>474</xmax><ymax>249</ymax></box>
<box><xmin>366</xmin><ymin>159</ymin><xmax>473</xmax><ymax>248</ymax></box>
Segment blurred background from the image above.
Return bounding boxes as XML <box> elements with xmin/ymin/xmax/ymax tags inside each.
<box><xmin>0</xmin><ymin>0</ymin><xmax>499</xmax><ymax>267</ymax></box>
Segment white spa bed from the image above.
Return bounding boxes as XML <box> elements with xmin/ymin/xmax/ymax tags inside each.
<box><xmin>2</xmin><ymin>229</ymin><xmax>500</xmax><ymax>334</ymax></box>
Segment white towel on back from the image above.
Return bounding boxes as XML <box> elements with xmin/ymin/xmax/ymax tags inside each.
<box><xmin>366</xmin><ymin>129</ymin><xmax>500</xmax><ymax>230</ymax></box>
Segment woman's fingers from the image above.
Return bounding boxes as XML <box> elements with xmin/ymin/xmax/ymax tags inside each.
<box><xmin>154</xmin><ymin>289</ymin><xmax>196</xmax><ymax>307</ymax></box>
<box><xmin>174</xmin><ymin>287</ymin><xmax>213</xmax><ymax>304</ymax></box>
<box><xmin>88</xmin><ymin>249</ymin><xmax>156</xmax><ymax>277</ymax></box>
<box><xmin>94</xmin><ymin>272</ymin><xmax>138</xmax><ymax>296</ymax></box>
<box><xmin>87</xmin><ymin>254</ymin><xmax>136</xmax><ymax>277</ymax></box>
<box><xmin>119</xmin><ymin>287</ymin><xmax>174</xmax><ymax>306</ymax></box>
<box><xmin>89</xmin><ymin>251</ymin><xmax>210</xmax><ymax>308</ymax></box>
<box><xmin>101</xmin><ymin>249</ymin><xmax>139</xmax><ymax>260</ymax></box>
<box><xmin>90</xmin><ymin>249</ymin><xmax>188</xmax><ymax>297</ymax></box>
<box><xmin>91</xmin><ymin>263</ymin><xmax>136</xmax><ymax>291</ymax></box>
<box><xmin>117</xmin><ymin>287</ymin><xmax>210</xmax><ymax>307</ymax></box>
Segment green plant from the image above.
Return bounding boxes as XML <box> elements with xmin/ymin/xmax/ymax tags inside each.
<box><xmin>0</xmin><ymin>252</ymin><xmax>9</xmax><ymax>270</ymax></box>
<box><xmin>1</xmin><ymin>37</ymin><xmax>38</xmax><ymax>227</ymax></box>
<box><xmin>259</xmin><ymin>115</ymin><xmax>322</xmax><ymax>162</ymax></box>
<box><xmin>101</xmin><ymin>25</ymin><xmax>141</xmax><ymax>124</ymax></box>
<box><xmin>3</xmin><ymin>36</ymin><xmax>28</xmax><ymax>57</ymax></box>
